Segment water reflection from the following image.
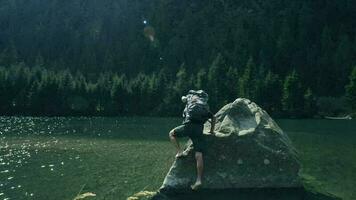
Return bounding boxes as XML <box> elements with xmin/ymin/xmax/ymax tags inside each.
<box><xmin>0</xmin><ymin>116</ymin><xmax>178</xmax><ymax>199</ymax></box>
<box><xmin>0</xmin><ymin>117</ymin><xmax>85</xmax><ymax>199</ymax></box>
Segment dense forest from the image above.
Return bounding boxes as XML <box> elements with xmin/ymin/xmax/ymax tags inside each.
<box><xmin>0</xmin><ymin>0</ymin><xmax>355</xmax><ymax>117</ymax></box>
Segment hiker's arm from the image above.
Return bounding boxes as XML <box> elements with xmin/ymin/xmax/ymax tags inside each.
<box><xmin>209</xmin><ymin>115</ymin><xmax>215</xmax><ymax>135</ymax></box>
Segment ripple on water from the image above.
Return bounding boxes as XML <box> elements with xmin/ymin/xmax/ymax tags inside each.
<box><xmin>0</xmin><ymin>117</ymin><xmax>93</xmax><ymax>199</ymax></box>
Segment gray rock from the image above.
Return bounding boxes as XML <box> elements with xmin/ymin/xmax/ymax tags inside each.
<box><xmin>160</xmin><ymin>98</ymin><xmax>301</xmax><ymax>192</ymax></box>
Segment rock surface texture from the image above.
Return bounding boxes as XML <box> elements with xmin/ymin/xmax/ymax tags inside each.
<box><xmin>160</xmin><ymin>98</ymin><xmax>301</xmax><ymax>192</ymax></box>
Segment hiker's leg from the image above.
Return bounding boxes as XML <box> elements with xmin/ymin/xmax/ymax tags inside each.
<box><xmin>169</xmin><ymin>129</ymin><xmax>182</xmax><ymax>156</ymax></box>
<box><xmin>192</xmin><ymin>151</ymin><xmax>203</xmax><ymax>188</ymax></box>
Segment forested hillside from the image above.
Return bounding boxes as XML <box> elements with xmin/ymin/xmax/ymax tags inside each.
<box><xmin>0</xmin><ymin>0</ymin><xmax>355</xmax><ymax>117</ymax></box>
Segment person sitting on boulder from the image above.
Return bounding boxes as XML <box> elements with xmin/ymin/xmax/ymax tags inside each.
<box><xmin>169</xmin><ymin>90</ymin><xmax>215</xmax><ymax>190</ymax></box>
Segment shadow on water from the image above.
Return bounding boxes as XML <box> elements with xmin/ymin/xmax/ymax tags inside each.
<box><xmin>152</xmin><ymin>188</ymin><xmax>341</xmax><ymax>200</ymax></box>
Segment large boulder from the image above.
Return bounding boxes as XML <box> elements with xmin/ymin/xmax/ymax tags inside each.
<box><xmin>160</xmin><ymin>98</ymin><xmax>301</xmax><ymax>191</ymax></box>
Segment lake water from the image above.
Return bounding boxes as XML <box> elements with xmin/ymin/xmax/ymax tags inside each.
<box><xmin>0</xmin><ymin>117</ymin><xmax>355</xmax><ymax>200</ymax></box>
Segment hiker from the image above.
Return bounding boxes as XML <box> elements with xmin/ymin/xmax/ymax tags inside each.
<box><xmin>168</xmin><ymin>90</ymin><xmax>215</xmax><ymax>190</ymax></box>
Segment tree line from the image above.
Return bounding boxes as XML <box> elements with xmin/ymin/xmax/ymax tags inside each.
<box><xmin>0</xmin><ymin>0</ymin><xmax>356</xmax><ymax>117</ymax></box>
<box><xmin>0</xmin><ymin>0</ymin><xmax>355</xmax><ymax>96</ymax></box>
<box><xmin>1</xmin><ymin>57</ymin><xmax>355</xmax><ymax>117</ymax></box>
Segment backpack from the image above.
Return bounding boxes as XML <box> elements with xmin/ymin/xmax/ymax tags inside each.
<box><xmin>185</xmin><ymin>102</ymin><xmax>210</xmax><ymax>123</ymax></box>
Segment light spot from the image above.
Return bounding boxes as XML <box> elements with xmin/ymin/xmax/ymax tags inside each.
<box><xmin>264</xmin><ymin>159</ymin><xmax>270</xmax><ymax>165</ymax></box>
<box><xmin>237</xmin><ymin>159</ymin><xmax>243</xmax><ymax>165</ymax></box>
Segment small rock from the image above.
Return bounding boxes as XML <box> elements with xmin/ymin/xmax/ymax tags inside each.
<box><xmin>264</xmin><ymin>159</ymin><xmax>270</xmax><ymax>165</ymax></box>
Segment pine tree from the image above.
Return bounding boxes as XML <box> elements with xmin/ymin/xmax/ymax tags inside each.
<box><xmin>111</xmin><ymin>74</ymin><xmax>128</xmax><ymax>115</ymax></box>
<box><xmin>0</xmin><ymin>43</ymin><xmax>19</xmax><ymax>66</ymax></box>
<box><xmin>12</xmin><ymin>63</ymin><xmax>31</xmax><ymax>113</ymax></box>
<box><xmin>225</xmin><ymin>66</ymin><xmax>239</xmax><ymax>102</ymax></box>
<box><xmin>345</xmin><ymin>67</ymin><xmax>356</xmax><ymax>111</ymax></box>
<box><xmin>28</xmin><ymin>80</ymin><xmax>42</xmax><ymax>114</ymax></box>
<box><xmin>156</xmin><ymin>68</ymin><xmax>172</xmax><ymax>115</ymax></box>
<box><xmin>0</xmin><ymin>67</ymin><xmax>10</xmax><ymax>113</ymax></box>
<box><xmin>35</xmin><ymin>53</ymin><xmax>45</xmax><ymax>68</ymax></box>
<box><xmin>70</xmin><ymin>72</ymin><xmax>90</xmax><ymax>114</ymax></box>
<box><xmin>207</xmin><ymin>54</ymin><xmax>228</xmax><ymax>110</ymax></box>
<box><xmin>174</xmin><ymin>65</ymin><xmax>191</xmax><ymax>95</ymax></box>
<box><xmin>333</xmin><ymin>34</ymin><xmax>353</xmax><ymax>91</ymax></box>
<box><xmin>163</xmin><ymin>65</ymin><xmax>192</xmax><ymax>114</ymax></box>
<box><xmin>195</xmin><ymin>68</ymin><xmax>208</xmax><ymax>90</ymax></box>
<box><xmin>103</xmin><ymin>51</ymin><xmax>116</xmax><ymax>70</ymax></box>
<box><xmin>282</xmin><ymin>70</ymin><xmax>304</xmax><ymax>117</ymax></box>
<box><xmin>275</xmin><ymin>20</ymin><xmax>293</xmax><ymax>73</ymax></box>
<box><xmin>95</xmin><ymin>73</ymin><xmax>113</xmax><ymax>114</ymax></box>
<box><xmin>239</xmin><ymin>56</ymin><xmax>257</xmax><ymax>100</ymax></box>
<box><xmin>317</xmin><ymin>26</ymin><xmax>335</xmax><ymax>96</ymax></box>
<box><xmin>261</xmin><ymin>71</ymin><xmax>282</xmax><ymax>114</ymax></box>
<box><xmin>303</xmin><ymin>88</ymin><xmax>316</xmax><ymax>117</ymax></box>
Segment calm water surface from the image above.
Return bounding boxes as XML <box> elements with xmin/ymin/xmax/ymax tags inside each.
<box><xmin>0</xmin><ymin>117</ymin><xmax>355</xmax><ymax>200</ymax></box>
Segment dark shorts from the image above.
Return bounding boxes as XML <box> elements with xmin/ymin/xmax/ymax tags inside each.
<box><xmin>172</xmin><ymin>123</ymin><xmax>205</xmax><ymax>153</ymax></box>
